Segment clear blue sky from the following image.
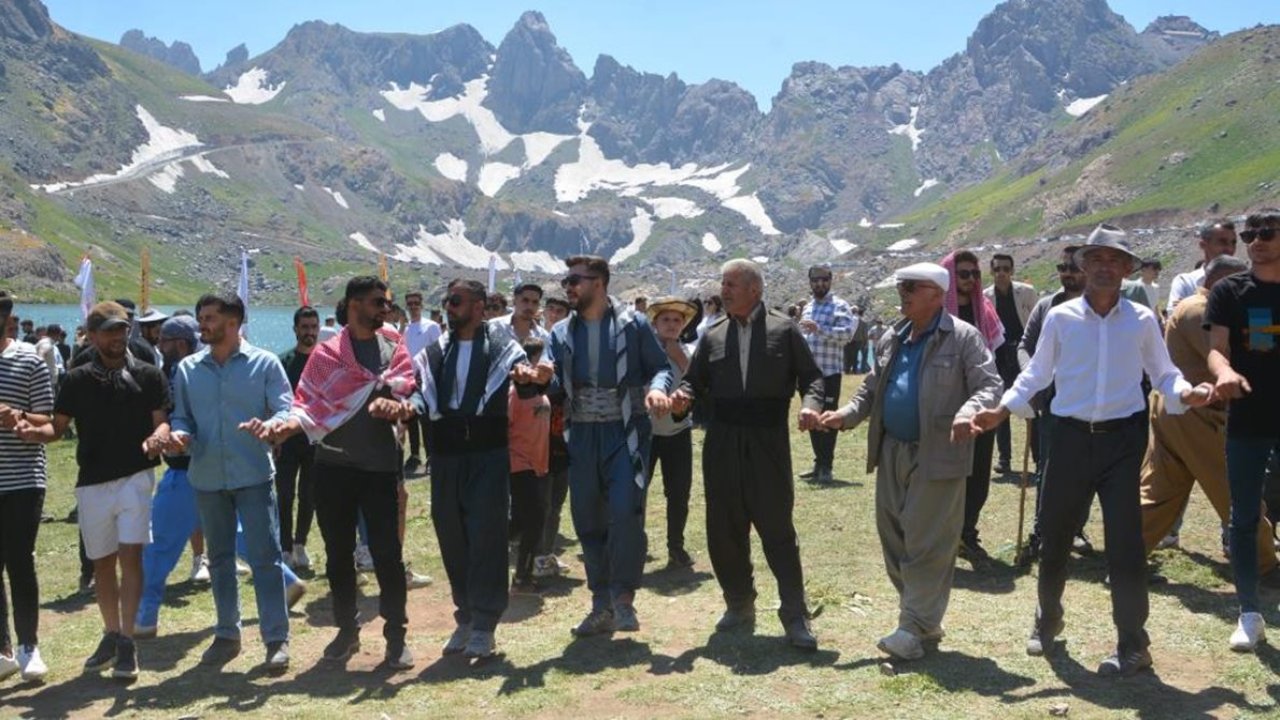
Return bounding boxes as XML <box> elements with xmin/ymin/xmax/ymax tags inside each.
<box><xmin>42</xmin><ymin>0</ymin><xmax>1276</xmax><ymax>107</ymax></box>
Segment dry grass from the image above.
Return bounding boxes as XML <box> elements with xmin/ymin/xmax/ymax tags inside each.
<box><xmin>4</xmin><ymin>376</ymin><xmax>1280</xmax><ymax>719</ymax></box>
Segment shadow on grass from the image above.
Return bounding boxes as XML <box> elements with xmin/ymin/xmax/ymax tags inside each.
<box><xmin>953</xmin><ymin>561</ymin><xmax>1019</xmax><ymax>594</ymax></box>
<box><xmin>1012</xmin><ymin>647</ymin><xmax>1265</xmax><ymax>719</ymax></box>
<box><xmin>857</xmin><ymin>649</ymin><xmax>1037</xmax><ymax>698</ymax></box>
<box><xmin>643</xmin><ymin>565</ymin><xmax>715</xmax><ymax>597</ymax></box>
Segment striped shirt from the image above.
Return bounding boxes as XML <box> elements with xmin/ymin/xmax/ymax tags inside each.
<box><xmin>0</xmin><ymin>340</ymin><xmax>54</xmax><ymax>492</ymax></box>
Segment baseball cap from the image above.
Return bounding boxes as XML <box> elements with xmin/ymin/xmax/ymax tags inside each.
<box><xmin>86</xmin><ymin>302</ymin><xmax>131</xmax><ymax>332</ymax></box>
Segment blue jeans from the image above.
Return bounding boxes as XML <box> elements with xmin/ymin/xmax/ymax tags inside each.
<box><xmin>1227</xmin><ymin>436</ymin><xmax>1275</xmax><ymax>613</ymax></box>
<box><xmin>138</xmin><ymin>470</ymin><xmax>300</xmax><ymax>629</ymax></box>
<box><xmin>195</xmin><ymin>482</ymin><xmax>289</xmax><ymax>643</ymax></box>
<box><xmin>568</xmin><ymin>421</ymin><xmax>650</xmax><ymax>611</ymax></box>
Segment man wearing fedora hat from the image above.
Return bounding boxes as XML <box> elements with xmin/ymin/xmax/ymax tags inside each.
<box><xmin>821</xmin><ymin>262</ymin><xmax>1002</xmax><ymax>661</ymax></box>
<box><xmin>972</xmin><ymin>224</ymin><xmax>1215</xmax><ymax>677</ymax></box>
<box><xmin>646</xmin><ymin>296</ymin><xmax>699</xmax><ymax>569</ymax></box>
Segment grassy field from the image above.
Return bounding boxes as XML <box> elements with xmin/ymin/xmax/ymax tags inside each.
<box><xmin>3</xmin><ymin>376</ymin><xmax>1279</xmax><ymax>719</ymax></box>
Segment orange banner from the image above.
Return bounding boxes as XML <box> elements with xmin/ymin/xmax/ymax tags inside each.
<box><xmin>293</xmin><ymin>256</ymin><xmax>310</xmax><ymax>307</ymax></box>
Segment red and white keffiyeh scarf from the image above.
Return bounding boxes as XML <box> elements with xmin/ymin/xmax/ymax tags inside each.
<box><xmin>290</xmin><ymin>326</ymin><xmax>417</xmax><ymax>442</ymax></box>
<box><xmin>941</xmin><ymin>251</ymin><xmax>1005</xmax><ymax>351</ymax></box>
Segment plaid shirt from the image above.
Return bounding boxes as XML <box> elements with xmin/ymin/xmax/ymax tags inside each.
<box><xmin>801</xmin><ymin>293</ymin><xmax>856</xmax><ymax>376</ymax></box>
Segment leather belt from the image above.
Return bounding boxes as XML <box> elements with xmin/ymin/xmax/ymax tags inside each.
<box><xmin>1054</xmin><ymin>411</ymin><xmax>1145</xmax><ymax>434</ymax></box>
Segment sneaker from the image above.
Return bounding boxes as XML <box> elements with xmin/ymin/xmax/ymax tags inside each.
<box><xmin>1097</xmin><ymin>647</ymin><xmax>1152</xmax><ymax>677</ymax></box>
<box><xmin>993</xmin><ymin>460</ymin><xmax>1011</xmax><ymax>476</ymax></box>
<box><xmin>292</xmin><ymin>544</ymin><xmax>312</xmax><ymax>570</ymax></box>
<box><xmin>385</xmin><ymin>640</ymin><xmax>415</xmax><ymax>670</ymax></box>
<box><xmin>403</xmin><ymin>456</ymin><xmax>422</xmax><ymax>475</ymax></box>
<box><xmin>235</xmin><ymin>559</ymin><xmax>252</xmax><ymax>577</ymax></box>
<box><xmin>1155</xmin><ymin>533</ymin><xmax>1180</xmax><ymax>550</ymax></box>
<box><xmin>263</xmin><ymin>641</ymin><xmax>290</xmax><ymax>672</ymax></box>
<box><xmin>547</xmin><ymin>555</ymin><xmax>572</xmax><ymax>575</ymax></box>
<box><xmin>1072</xmin><ymin>532</ymin><xmax>1095</xmax><ymax>555</ymax></box>
<box><xmin>133</xmin><ymin>624</ymin><xmax>158</xmax><ymax>640</ymax></box>
<box><xmin>354</xmin><ymin>545</ymin><xmax>375</xmax><ymax>573</ymax></box>
<box><xmin>282</xmin><ymin>551</ymin><xmax>295</xmax><ymax>569</ymax></box>
<box><xmin>464</xmin><ymin>630</ymin><xmax>496</xmax><ymax>659</ymax></box>
<box><xmin>667</xmin><ymin>548</ymin><xmax>694</xmax><ymax>569</ymax></box>
<box><xmin>405</xmin><ymin>568</ymin><xmax>433</xmax><ymax>589</ymax></box>
<box><xmin>614</xmin><ymin>603</ymin><xmax>640</xmax><ymax>632</ymax></box>
<box><xmin>0</xmin><ymin>650</ymin><xmax>18</xmax><ymax>682</ymax></box>
<box><xmin>571</xmin><ymin>608</ymin><xmax>615</xmax><ymax>637</ymax></box>
<box><xmin>1026</xmin><ymin>615</ymin><xmax>1065</xmax><ymax>656</ymax></box>
<box><xmin>112</xmin><ymin>636</ymin><xmax>138</xmax><ymax>680</ymax></box>
<box><xmin>1230</xmin><ymin>612</ymin><xmax>1266</xmax><ymax>652</ymax></box>
<box><xmin>323</xmin><ymin>628</ymin><xmax>360</xmax><ymax>661</ymax></box>
<box><xmin>17</xmin><ymin>645</ymin><xmax>47</xmax><ymax>683</ymax></box>
<box><xmin>532</xmin><ymin>555</ymin><xmax>559</xmax><ymax>578</ymax></box>
<box><xmin>877</xmin><ymin>628</ymin><xmax>925</xmax><ymax>661</ymax></box>
<box><xmin>190</xmin><ymin>554</ymin><xmax>210</xmax><ymax>582</ymax></box>
<box><xmin>287</xmin><ymin>580</ymin><xmax>308</xmax><ymax>609</ymax></box>
<box><xmin>84</xmin><ymin>632</ymin><xmax>119</xmax><ymax>672</ymax></box>
<box><xmin>443</xmin><ymin>624</ymin><xmax>470</xmax><ymax>656</ymax></box>
<box><xmin>200</xmin><ymin>636</ymin><xmax>242</xmax><ymax>666</ymax></box>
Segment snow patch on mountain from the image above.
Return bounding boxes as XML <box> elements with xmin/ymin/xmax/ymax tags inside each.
<box><xmin>149</xmin><ymin>162</ymin><xmax>184</xmax><ymax>193</ymax></box>
<box><xmin>224</xmin><ymin>68</ymin><xmax>285</xmax><ymax>105</ymax></box>
<box><xmin>322</xmin><ymin>187</ymin><xmax>349</xmax><ymax>209</ymax></box>
<box><xmin>348</xmin><ymin>232</ymin><xmax>378</xmax><ymax>252</ymax></box>
<box><xmin>889</xmin><ymin>105</ymin><xmax>924</xmax><ymax>152</ymax></box>
<box><xmin>830</xmin><ymin>238</ymin><xmax>857</xmax><ymax>254</ymax></box>
<box><xmin>643</xmin><ymin>197</ymin><xmax>704</xmax><ymax>220</ymax></box>
<box><xmin>393</xmin><ymin>220</ymin><xmax>509</xmax><ymax>270</ymax></box>
<box><xmin>180</xmin><ymin>95</ymin><xmax>228</xmax><ymax>103</ymax></box>
<box><xmin>1065</xmin><ymin>94</ymin><xmax>1107</xmax><ymax>117</ymax></box>
<box><xmin>913</xmin><ymin>178</ymin><xmax>940</xmax><ymax>197</ymax></box>
<box><xmin>478</xmin><ymin>162</ymin><xmax>522</xmax><ymax>196</ymax></box>
<box><xmin>434</xmin><ymin>153</ymin><xmax>468</xmax><ymax>182</ymax></box>
<box><xmin>372</xmin><ymin>109</ymin><xmax>386</xmax><ymax>122</ymax></box>
<box><xmin>886</xmin><ymin>238</ymin><xmax>920</xmax><ymax>252</ymax></box>
<box><xmin>611</xmin><ymin>209</ymin><xmax>655</xmax><ymax>265</ymax></box>
<box><xmin>32</xmin><ymin>106</ymin><xmax>202</xmax><ymax>193</ymax></box>
<box><xmin>701</xmin><ymin>232</ymin><xmax>722</xmax><ymax>253</ymax></box>
<box><xmin>509</xmin><ymin>250</ymin><xmax>564</xmax><ymax>273</ymax></box>
<box><xmin>722</xmin><ymin>194</ymin><xmax>781</xmax><ymax>235</ymax></box>
<box><xmin>189</xmin><ymin>155</ymin><xmax>229</xmax><ymax>178</ymax></box>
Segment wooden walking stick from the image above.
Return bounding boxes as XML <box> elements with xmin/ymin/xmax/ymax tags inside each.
<box><xmin>1014</xmin><ymin>418</ymin><xmax>1033</xmax><ymax>565</ymax></box>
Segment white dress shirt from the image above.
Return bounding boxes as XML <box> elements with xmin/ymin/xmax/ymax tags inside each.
<box><xmin>403</xmin><ymin>318</ymin><xmax>442</xmax><ymax>360</ymax></box>
<box><xmin>1002</xmin><ymin>296</ymin><xmax>1192</xmax><ymax>422</ymax></box>
<box><xmin>1165</xmin><ymin>268</ymin><xmax>1204</xmax><ymax>315</ymax></box>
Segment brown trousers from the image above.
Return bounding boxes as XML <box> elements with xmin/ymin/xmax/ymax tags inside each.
<box><xmin>1139</xmin><ymin>395</ymin><xmax>1277</xmax><ymax>573</ymax></box>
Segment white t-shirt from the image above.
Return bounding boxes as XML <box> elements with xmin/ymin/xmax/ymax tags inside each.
<box><xmin>449</xmin><ymin>341</ymin><xmax>473</xmax><ymax>410</ymax></box>
<box><xmin>404</xmin><ymin>318</ymin><xmax>443</xmax><ymax>359</ymax></box>
<box><xmin>1166</xmin><ymin>268</ymin><xmax>1204</xmax><ymax>315</ymax></box>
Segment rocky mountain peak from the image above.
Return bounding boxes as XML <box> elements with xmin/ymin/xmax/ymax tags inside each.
<box><xmin>119</xmin><ymin>29</ymin><xmax>201</xmax><ymax>74</ymax></box>
<box><xmin>218</xmin><ymin>43</ymin><xmax>249</xmax><ymax>72</ymax></box>
<box><xmin>1139</xmin><ymin>16</ymin><xmax>1219</xmax><ymax>65</ymax></box>
<box><xmin>484</xmin><ymin>10</ymin><xmax>586</xmax><ymax>134</ymax></box>
<box><xmin>0</xmin><ymin>0</ymin><xmax>52</xmax><ymax>43</ymax></box>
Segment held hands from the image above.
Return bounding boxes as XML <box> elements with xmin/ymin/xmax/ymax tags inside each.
<box><xmin>817</xmin><ymin>410</ymin><xmax>844</xmax><ymax>430</ymax></box>
<box><xmin>798</xmin><ymin>319</ymin><xmax>819</xmax><ymax>334</ymax></box>
<box><xmin>510</xmin><ymin>361</ymin><xmax>554</xmax><ymax>386</ymax></box>
<box><xmin>1214</xmin><ymin>370</ymin><xmax>1251</xmax><ymax>401</ymax></box>
<box><xmin>950</xmin><ymin>417</ymin><xmax>978</xmax><ymax>444</ymax></box>
<box><xmin>669</xmin><ymin>389</ymin><xmax>692</xmax><ymax>416</ymax></box>
<box><xmin>237</xmin><ymin>417</ymin><xmax>277</xmax><ymax>442</ymax></box>
<box><xmin>141</xmin><ymin>429</ymin><xmax>171</xmax><ymax>458</ymax></box>
<box><xmin>798</xmin><ymin>407</ymin><xmax>823</xmax><ymax>432</ymax></box>
<box><xmin>368</xmin><ymin>397</ymin><xmax>414</xmax><ymax>422</ymax></box>
<box><xmin>0</xmin><ymin>403</ymin><xmax>21</xmax><ymax>430</ymax></box>
<box><xmin>968</xmin><ymin>406</ymin><xmax>1010</xmax><ymax>435</ymax></box>
<box><xmin>1181</xmin><ymin>382</ymin><xmax>1216</xmax><ymax>408</ymax></box>
<box><xmin>645</xmin><ymin>389</ymin><xmax>672</xmax><ymax>418</ymax></box>
<box><xmin>12</xmin><ymin>418</ymin><xmax>42</xmax><ymax>443</ymax></box>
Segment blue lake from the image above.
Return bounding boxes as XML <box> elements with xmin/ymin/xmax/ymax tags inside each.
<box><xmin>18</xmin><ymin>305</ymin><xmax>305</xmax><ymax>355</ymax></box>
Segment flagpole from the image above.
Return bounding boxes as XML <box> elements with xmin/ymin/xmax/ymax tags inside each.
<box><xmin>140</xmin><ymin>247</ymin><xmax>151</xmax><ymax>311</ymax></box>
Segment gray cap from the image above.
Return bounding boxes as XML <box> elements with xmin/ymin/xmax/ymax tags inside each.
<box><xmin>1075</xmin><ymin>224</ymin><xmax>1141</xmax><ymax>266</ymax></box>
<box><xmin>159</xmin><ymin>315</ymin><xmax>198</xmax><ymax>345</ymax></box>
<box><xmin>137</xmin><ymin>308</ymin><xmax>169</xmax><ymax>325</ymax></box>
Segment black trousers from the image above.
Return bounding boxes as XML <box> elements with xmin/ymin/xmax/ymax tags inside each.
<box><xmin>807</xmin><ymin>374</ymin><xmax>843</xmax><ymax>471</ymax></box>
<box><xmin>1038</xmin><ymin>414</ymin><xmax>1150</xmax><ymax>653</ymax></box>
<box><xmin>704</xmin><ymin>421</ymin><xmax>808</xmax><ymax>622</ymax></box>
<box><xmin>961</xmin><ymin>429</ymin><xmax>997</xmax><ymax>545</ymax></box>
<box><xmin>994</xmin><ymin>345</ymin><xmax>1021</xmax><ymax>466</ymax></box>
<box><xmin>0</xmin><ymin>488</ymin><xmax>44</xmax><ymax>649</ymax></box>
<box><xmin>538</xmin><ymin>463</ymin><xmax>570</xmax><ymax>556</ymax></box>
<box><xmin>432</xmin><ymin>448</ymin><xmax>510</xmax><ymax>632</ymax></box>
<box><xmin>406</xmin><ymin>414</ymin><xmax>430</xmax><ymax>462</ymax></box>
<box><xmin>312</xmin><ymin>462</ymin><xmax>407</xmax><ymax>643</ymax></box>
<box><xmin>510</xmin><ymin>470</ymin><xmax>549</xmax><ymax>581</ymax></box>
<box><xmin>647</xmin><ymin>429</ymin><xmax>693</xmax><ymax>554</ymax></box>
<box><xmin>274</xmin><ymin>440</ymin><xmax>315</xmax><ymax>552</ymax></box>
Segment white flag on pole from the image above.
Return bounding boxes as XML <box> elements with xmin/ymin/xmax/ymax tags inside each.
<box><xmin>73</xmin><ymin>256</ymin><xmax>95</xmax><ymax>323</ymax></box>
<box><xmin>237</xmin><ymin>249</ymin><xmax>250</xmax><ymax>337</ymax></box>
<box><xmin>487</xmin><ymin>253</ymin><xmax>498</xmax><ymax>293</ymax></box>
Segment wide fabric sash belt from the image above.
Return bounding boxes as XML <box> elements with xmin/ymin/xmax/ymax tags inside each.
<box><xmin>711</xmin><ymin>398</ymin><xmax>791</xmax><ymax>428</ymax></box>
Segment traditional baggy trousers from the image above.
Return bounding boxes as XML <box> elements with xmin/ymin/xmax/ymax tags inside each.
<box><xmin>432</xmin><ymin>446</ymin><xmax>510</xmax><ymax>632</ymax></box>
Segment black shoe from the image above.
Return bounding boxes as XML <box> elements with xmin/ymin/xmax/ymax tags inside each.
<box><xmin>384</xmin><ymin>639</ymin><xmax>415</xmax><ymax>670</ymax></box>
<box><xmin>403</xmin><ymin>456</ymin><xmax>422</xmax><ymax>474</ymax></box>
<box><xmin>263</xmin><ymin>641</ymin><xmax>289</xmax><ymax>673</ymax></box>
<box><xmin>1072</xmin><ymin>532</ymin><xmax>1094</xmax><ymax>555</ymax></box>
<box><xmin>715</xmin><ymin>603</ymin><xmax>756</xmax><ymax>632</ymax></box>
<box><xmin>784</xmin><ymin>617</ymin><xmax>818</xmax><ymax>651</ymax></box>
<box><xmin>112</xmin><ymin>636</ymin><xmax>138</xmax><ymax>680</ymax></box>
<box><xmin>1026</xmin><ymin>615</ymin><xmax>1064</xmax><ymax>656</ymax></box>
<box><xmin>83</xmin><ymin>632</ymin><xmax>119</xmax><ymax>673</ymax></box>
<box><xmin>323</xmin><ymin>628</ymin><xmax>361</xmax><ymax>661</ymax></box>
<box><xmin>78</xmin><ymin>573</ymin><xmax>95</xmax><ymax>596</ymax></box>
<box><xmin>1097</xmin><ymin>647</ymin><xmax>1153</xmax><ymax>677</ymax></box>
<box><xmin>814</xmin><ymin>467</ymin><xmax>835</xmax><ymax>485</ymax></box>
<box><xmin>1016</xmin><ymin>535</ymin><xmax>1041</xmax><ymax>567</ymax></box>
<box><xmin>571</xmin><ymin>609</ymin><xmax>615</xmax><ymax>637</ymax></box>
<box><xmin>200</xmin><ymin>636</ymin><xmax>242</xmax><ymax>666</ymax></box>
<box><xmin>511</xmin><ymin>577</ymin><xmax>540</xmax><ymax>595</ymax></box>
<box><xmin>958</xmin><ymin>539</ymin><xmax>991</xmax><ymax>566</ymax></box>
<box><xmin>667</xmin><ymin>548</ymin><xmax>694</xmax><ymax>569</ymax></box>
<box><xmin>799</xmin><ymin>466</ymin><xmax>818</xmax><ymax>480</ymax></box>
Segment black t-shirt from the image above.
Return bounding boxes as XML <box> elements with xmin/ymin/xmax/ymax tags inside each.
<box><xmin>70</xmin><ymin>339</ymin><xmax>157</xmax><ymax>370</ymax></box>
<box><xmin>277</xmin><ymin>347</ymin><xmax>311</xmax><ymax>391</ymax></box>
<box><xmin>993</xmin><ymin>288</ymin><xmax>1024</xmax><ymax>347</ymax></box>
<box><xmin>54</xmin><ymin>360</ymin><xmax>168</xmax><ymax>486</ymax></box>
<box><xmin>314</xmin><ymin>336</ymin><xmax>400</xmax><ymax>473</ymax></box>
<box><xmin>957</xmin><ymin>302</ymin><xmax>976</xmax><ymax>326</ymax></box>
<box><xmin>1205</xmin><ymin>273</ymin><xmax>1280</xmax><ymax>438</ymax></box>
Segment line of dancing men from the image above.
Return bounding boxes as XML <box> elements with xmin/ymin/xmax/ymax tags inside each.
<box><xmin>1</xmin><ymin>212</ymin><xmax>1278</xmax><ymax>684</ymax></box>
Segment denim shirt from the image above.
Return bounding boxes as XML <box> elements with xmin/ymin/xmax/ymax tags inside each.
<box><xmin>882</xmin><ymin>312</ymin><xmax>941</xmax><ymax>442</ymax></box>
<box><xmin>170</xmin><ymin>342</ymin><xmax>294</xmax><ymax>492</ymax></box>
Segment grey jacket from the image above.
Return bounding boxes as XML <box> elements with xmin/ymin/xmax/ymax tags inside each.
<box><xmin>837</xmin><ymin>311</ymin><xmax>1002</xmax><ymax>482</ymax></box>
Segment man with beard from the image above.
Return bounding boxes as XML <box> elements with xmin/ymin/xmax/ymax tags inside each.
<box><xmin>416</xmin><ymin>279</ymin><xmax>545</xmax><ymax>657</ymax></box>
<box><xmin>15</xmin><ymin>302</ymin><xmax>170</xmax><ymax>681</ymax></box>
<box><xmin>166</xmin><ymin>293</ymin><xmax>294</xmax><ymax>672</ymax></box>
<box><xmin>798</xmin><ymin>265</ymin><xmax>856</xmax><ymax>485</ymax></box>
<box><xmin>136</xmin><ymin>310</ymin><xmax>169</xmax><ymax>371</ymax></box>
<box><xmin>983</xmin><ymin>254</ymin><xmax>1037</xmax><ymax>476</ymax></box>
<box><xmin>271</xmin><ymin>277</ymin><xmax>419</xmax><ymax>670</ymax></box>
<box><xmin>673</xmin><ymin>259</ymin><xmax>825</xmax><ymax>650</ymax></box>
<box><xmin>550</xmin><ymin>255</ymin><xmax>673</xmax><ymax>636</ymax></box>
<box><xmin>493</xmin><ymin>282</ymin><xmax>553</xmax><ymax>348</ymax></box>
<box><xmin>276</xmin><ymin>306</ymin><xmax>319</xmax><ymax>568</ymax></box>
<box><xmin>400</xmin><ymin>292</ymin><xmax>440</xmax><ymax>476</ymax></box>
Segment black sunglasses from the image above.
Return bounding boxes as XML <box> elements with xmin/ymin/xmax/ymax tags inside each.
<box><xmin>1056</xmin><ymin>263</ymin><xmax>1082</xmax><ymax>273</ymax></box>
<box><xmin>991</xmin><ymin>265</ymin><xmax>1013</xmax><ymax>273</ymax></box>
<box><xmin>365</xmin><ymin>296</ymin><xmax>390</xmax><ymax>308</ymax></box>
<box><xmin>809</xmin><ymin>276</ymin><xmax>832</xmax><ymax>283</ymax></box>
<box><xmin>897</xmin><ymin>280</ymin><xmax>937</xmax><ymax>293</ymax></box>
<box><xmin>1241</xmin><ymin>228</ymin><xmax>1279</xmax><ymax>244</ymax></box>
<box><xmin>443</xmin><ymin>293</ymin><xmax>468</xmax><ymax>308</ymax></box>
<box><xmin>955</xmin><ymin>269</ymin><xmax>980</xmax><ymax>280</ymax></box>
<box><xmin>560</xmin><ymin>274</ymin><xmax>600</xmax><ymax>288</ymax></box>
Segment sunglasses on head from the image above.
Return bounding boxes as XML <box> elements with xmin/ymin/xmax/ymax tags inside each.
<box><xmin>560</xmin><ymin>274</ymin><xmax>600</xmax><ymax>288</ymax></box>
<box><xmin>955</xmin><ymin>269</ymin><xmax>980</xmax><ymax>280</ymax></box>
<box><xmin>1056</xmin><ymin>263</ymin><xmax>1081</xmax><ymax>273</ymax></box>
<box><xmin>1241</xmin><ymin>228</ymin><xmax>1279</xmax><ymax>244</ymax></box>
